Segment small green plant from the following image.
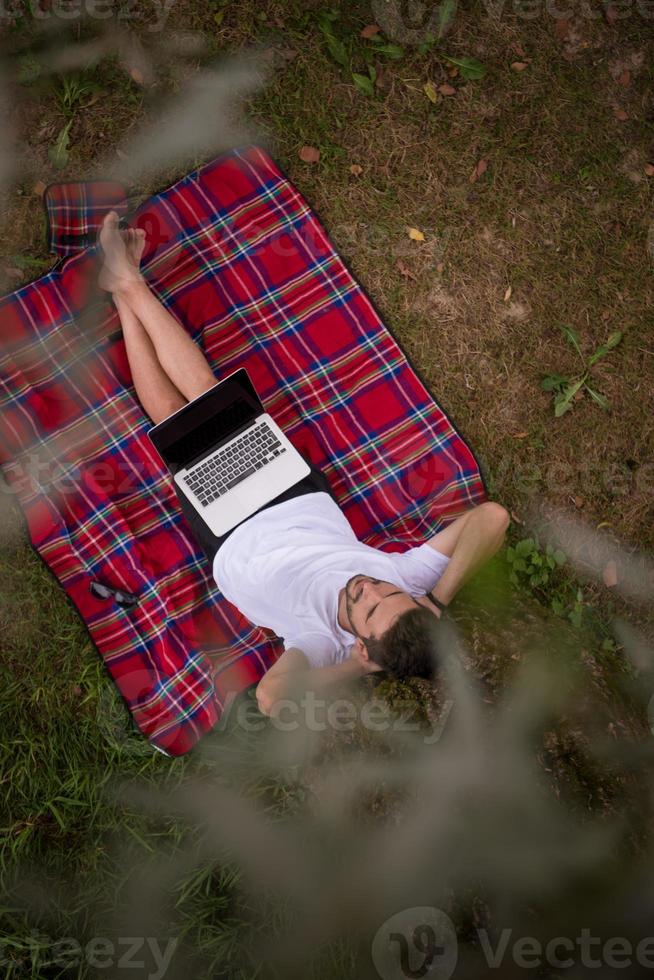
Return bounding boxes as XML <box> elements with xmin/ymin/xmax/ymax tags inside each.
<box><xmin>316</xmin><ymin>10</ymin><xmax>405</xmax><ymax>96</ymax></box>
<box><xmin>541</xmin><ymin>324</ymin><xmax>623</xmax><ymax>417</ymax></box>
<box><xmin>506</xmin><ymin>536</ymin><xmax>588</xmax><ymax>628</ymax></box>
<box><xmin>48</xmin><ymin>119</ymin><xmax>73</xmax><ymax>170</ymax></box>
<box><xmin>52</xmin><ymin>71</ymin><xmax>102</xmax><ymax>117</ymax></box>
<box><xmin>47</xmin><ymin>70</ymin><xmax>101</xmax><ymax>172</ymax></box>
<box><xmin>507</xmin><ymin>536</ymin><xmax>566</xmax><ymax>590</ymax></box>
<box><xmin>414</xmin><ymin>0</ymin><xmax>486</xmax><ymax>80</ymax></box>
<box><xmin>317</xmin><ymin>9</ymin><xmax>350</xmax><ymax>67</ymax></box>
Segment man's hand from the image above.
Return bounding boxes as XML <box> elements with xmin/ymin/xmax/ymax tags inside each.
<box><xmin>256</xmin><ymin>646</ymin><xmax>374</xmax><ymax>717</ymax></box>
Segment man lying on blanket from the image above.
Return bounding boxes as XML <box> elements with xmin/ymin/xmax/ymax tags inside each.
<box><xmin>98</xmin><ymin>212</ymin><xmax>510</xmax><ymax>718</ymax></box>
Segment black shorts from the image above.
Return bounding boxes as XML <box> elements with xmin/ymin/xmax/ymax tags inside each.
<box><xmin>173</xmin><ymin>460</ymin><xmax>336</xmax><ymax>567</ymax></box>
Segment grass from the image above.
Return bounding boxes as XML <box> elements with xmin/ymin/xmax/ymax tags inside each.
<box><xmin>1</xmin><ymin>1</ymin><xmax>654</xmax><ymax>976</ymax></box>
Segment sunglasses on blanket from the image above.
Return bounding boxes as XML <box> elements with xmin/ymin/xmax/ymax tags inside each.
<box><xmin>90</xmin><ymin>580</ymin><xmax>139</xmax><ymax>609</ymax></box>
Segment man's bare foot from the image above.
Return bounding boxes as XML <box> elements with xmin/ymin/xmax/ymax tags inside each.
<box><xmin>97</xmin><ymin>211</ymin><xmax>146</xmax><ymax>295</ymax></box>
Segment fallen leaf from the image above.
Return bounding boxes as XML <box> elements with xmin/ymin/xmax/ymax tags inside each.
<box><xmin>604</xmin><ymin>3</ymin><xmax>618</xmax><ymax>23</ymax></box>
<box><xmin>602</xmin><ymin>559</ymin><xmax>618</xmax><ymax>587</ymax></box>
<box><xmin>601</xmin><ymin>310</ymin><xmax>611</xmax><ymax>321</ymax></box>
<box><xmin>424</xmin><ymin>80</ymin><xmax>439</xmax><ymax>103</ymax></box>
<box><xmin>407</xmin><ymin>226</ymin><xmax>425</xmax><ymax>241</ymax></box>
<box><xmin>447</xmin><ymin>66</ymin><xmax>459</xmax><ymax>78</ymax></box>
<box><xmin>129</xmin><ymin>66</ymin><xmax>145</xmax><ymax>85</ymax></box>
<box><xmin>510</xmin><ymin>510</ymin><xmax>524</xmax><ymax>525</ymax></box>
<box><xmin>504</xmin><ymin>285</ymin><xmax>512</xmax><ymax>302</ymax></box>
<box><xmin>436</xmin><ymin>261</ymin><xmax>444</xmax><ymax>273</ymax></box>
<box><xmin>554</xmin><ymin>18</ymin><xmax>570</xmax><ymax>39</ymax></box>
<box><xmin>512</xmin><ymin>43</ymin><xmax>527</xmax><ymax>57</ymax></box>
<box><xmin>299</xmin><ymin>145</ymin><xmax>320</xmax><ymax>164</ymax></box>
<box><xmin>645</xmin><ymin>163</ymin><xmax>654</xmax><ymax>177</ymax></box>
<box><xmin>33</xmin><ymin>180</ymin><xmax>46</xmax><ymax>197</ymax></box>
<box><xmin>513</xmin><ymin>431</ymin><xmax>528</xmax><ymax>438</ymax></box>
<box><xmin>396</xmin><ymin>259</ymin><xmax>417</xmax><ymax>280</ymax></box>
<box><xmin>439</xmin><ymin>83</ymin><xmax>457</xmax><ymax>95</ymax></box>
<box><xmin>573</xmin><ymin>495</ymin><xmax>584</xmax><ymax>508</ymax></box>
<box><xmin>511</xmin><ymin>61</ymin><xmax>529</xmax><ymax>71</ymax></box>
<box><xmin>617</xmin><ymin>69</ymin><xmax>631</xmax><ymax>87</ymax></box>
<box><xmin>469</xmin><ymin>158</ymin><xmax>488</xmax><ymax>183</ymax></box>
<box><xmin>361</xmin><ymin>23</ymin><xmax>380</xmax><ymax>38</ymax></box>
<box><xmin>597</xmin><ymin>521</ymin><xmax>612</xmax><ymax>529</ymax></box>
<box><xmin>349</xmin><ymin>163</ymin><xmax>363</xmax><ymax>176</ymax></box>
<box><xmin>613</xmin><ymin>106</ymin><xmax>628</xmax><ymax>121</ymax></box>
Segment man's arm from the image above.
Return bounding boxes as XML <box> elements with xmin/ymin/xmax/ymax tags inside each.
<box><xmin>426</xmin><ymin>501</ymin><xmax>510</xmax><ymax>608</ymax></box>
<box><xmin>255</xmin><ymin>646</ymin><xmax>374</xmax><ymax>718</ymax></box>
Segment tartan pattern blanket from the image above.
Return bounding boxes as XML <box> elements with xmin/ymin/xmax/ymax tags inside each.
<box><xmin>0</xmin><ymin>145</ymin><xmax>486</xmax><ymax>756</ymax></box>
<box><xmin>44</xmin><ymin>179</ymin><xmax>130</xmax><ymax>257</ymax></box>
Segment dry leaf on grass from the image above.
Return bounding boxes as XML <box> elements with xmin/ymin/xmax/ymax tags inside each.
<box><xmin>613</xmin><ymin>107</ymin><xmax>629</xmax><ymax>121</ymax></box>
<box><xmin>617</xmin><ymin>69</ymin><xmax>631</xmax><ymax>88</ymax></box>
<box><xmin>504</xmin><ymin>285</ymin><xmax>512</xmax><ymax>302</ymax></box>
<box><xmin>361</xmin><ymin>23</ymin><xmax>380</xmax><ymax>38</ymax></box>
<box><xmin>299</xmin><ymin>145</ymin><xmax>320</xmax><ymax>164</ymax></box>
<box><xmin>407</xmin><ymin>226</ymin><xmax>425</xmax><ymax>241</ymax></box>
<box><xmin>604</xmin><ymin>4</ymin><xmax>618</xmax><ymax>23</ymax></box>
<box><xmin>469</xmin><ymin>158</ymin><xmax>488</xmax><ymax>183</ymax></box>
<box><xmin>511</xmin><ymin>61</ymin><xmax>529</xmax><ymax>71</ymax></box>
<box><xmin>129</xmin><ymin>66</ymin><xmax>145</xmax><ymax>86</ymax></box>
<box><xmin>603</xmin><ymin>560</ymin><xmax>618</xmax><ymax>587</ymax></box>
<box><xmin>447</xmin><ymin>66</ymin><xmax>459</xmax><ymax>78</ymax></box>
<box><xmin>554</xmin><ymin>18</ymin><xmax>570</xmax><ymax>39</ymax></box>
<box><xmin>424</xmin><ymin>81</ymin><xmax>439</xmax><ymax>103</ymax></box>
<box><xmin>512</xmin><ymin>43</ymin><xmax>527</xmax><ymax>57</ymax></box>
<box><xmin>645</xmin><ymin>164</ymin><xmax>654</xmax><ymax>177</ymax></box>
<box><xmin>33</xmin><ymin>180</ymin><xmax>46</xmax><ymax>197</ymax></box>
<box><xmin>349</xmin><ymin>164</ymin><xmax>363</xmax><ymax>176</ymax></box>
<box><xmin>396</xmin><ymin>259</ymin><xmax>417</xmax><ymax>281</ymax></box>
<box><xmin>573</xmin><ymin>496</ymin><xmax>584</xmax><ymax>508</ymax></box>
<box><xmin>439</xmin><ymin>83</ymin><xmax>457</xmax><ymax>95</ymax></box>
<box><xmin>513</xmin><ymin>431</ymin><xmax>529</xmax><ymax>439</ymax></box>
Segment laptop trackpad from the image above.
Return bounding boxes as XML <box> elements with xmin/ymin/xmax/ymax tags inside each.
<box><xmin>201</xmin><ymin>454</ymin><xmax>310</xmax><ymax>536</ymax></box>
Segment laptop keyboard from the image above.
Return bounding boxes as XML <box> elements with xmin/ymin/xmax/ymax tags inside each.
<box><xmin>182</xmin><ymin>420</ymin><xmax>286</xmax><ymax>508</ymax></box>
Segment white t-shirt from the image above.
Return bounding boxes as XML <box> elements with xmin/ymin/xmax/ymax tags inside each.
<box><xmin>212</xmin><ymin>492</ymin><xmax>450</xmax><ymax>668</ymax></box>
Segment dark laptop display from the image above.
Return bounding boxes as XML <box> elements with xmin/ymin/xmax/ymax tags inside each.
<box><xmin>148</xmin><ymin>369</ymin><xmax>262</xmax><ymax>473</ymax></box>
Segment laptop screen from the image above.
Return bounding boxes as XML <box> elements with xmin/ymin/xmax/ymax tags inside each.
<box><xmin>147</xmin><ymin>368</ymin><xmax>263</xmax><ymax>473</ymax></box>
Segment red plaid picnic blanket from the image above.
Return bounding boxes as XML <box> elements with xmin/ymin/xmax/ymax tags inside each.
<box><xmin>0</xmin><ymin>145</ymin><xmax>486</xmax><ymax>756</ymax></box>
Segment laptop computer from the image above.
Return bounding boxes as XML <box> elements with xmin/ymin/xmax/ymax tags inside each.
<box><xmin>147</xmin><ymin>368</ymin><xmax>311</xmax><ymax>536</ymax></box>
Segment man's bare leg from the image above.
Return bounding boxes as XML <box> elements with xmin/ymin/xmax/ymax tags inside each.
<box><xmin>98</xmin><ymin>211</ymin><xmax>217</xmax><ymax>402</ymax></box>
<box><xmin>114</xmin><ymin>291</ymin><xmax>188</xmax><ymax>425</ymax></box>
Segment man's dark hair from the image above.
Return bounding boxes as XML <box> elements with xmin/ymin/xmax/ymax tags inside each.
<box><xmin>363</xmin><ymin>606</ymin><xmax>442</xmax><ymax>680</ymax></box>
